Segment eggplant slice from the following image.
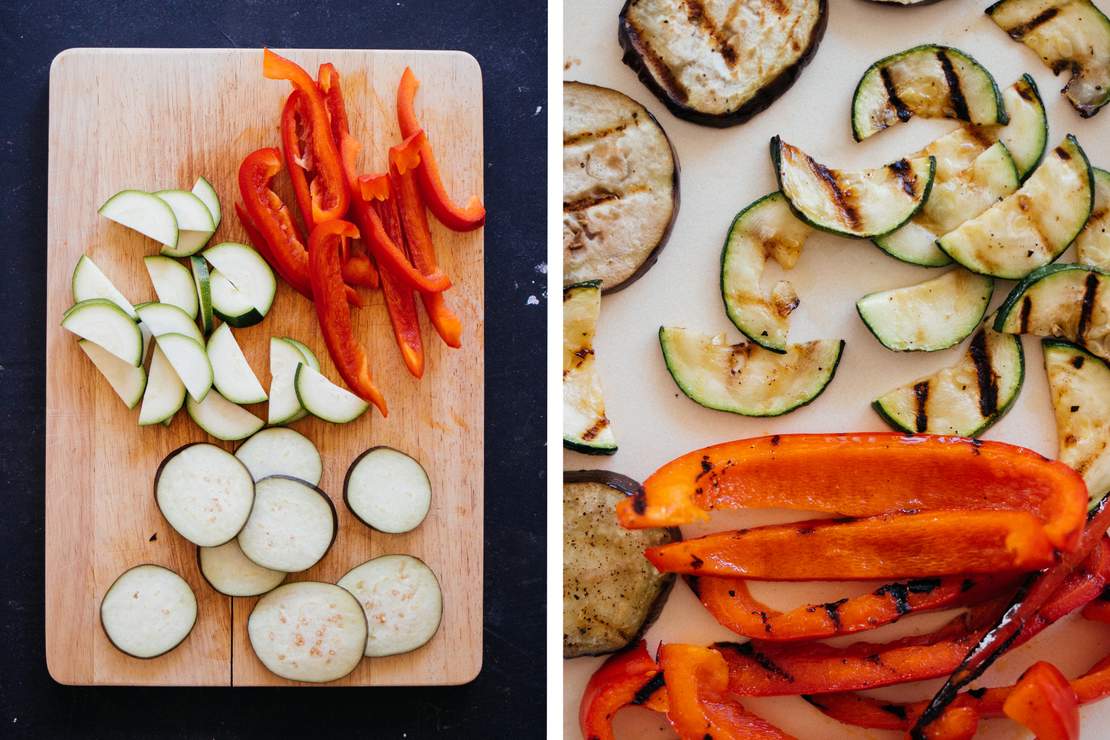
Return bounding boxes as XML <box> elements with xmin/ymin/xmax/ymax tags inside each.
<box><xmin>563</xmin><ymin>281</ymin><xmax>617</xmax><ymax>455</ymax></box>
<box><xmin>564</xmin><ymin>471</ymin><xmax>679</xmax><ymax>658</ymax></box>
<box><xmin>1077</xmin><ymin>168</ymin><xmax>1110</xmax><ymax>270</ymax></box>
<box><xmin>563</xmin><ymin>82</ymin><xmax>678</xmax><ymax>292</ymax></box>
<box><xmin>1044</xmin><ymin>339</ymin><xmax>1110</xmax><ymax>506</ymax></box>
<box><xmin>618</xmin><ymin>0</ymin><xmax>828</xmax><ymax>127</ymax></box>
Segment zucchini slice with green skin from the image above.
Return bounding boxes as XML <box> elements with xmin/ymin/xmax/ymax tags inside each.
<box><xmin>186</xmin><ymin>388</ymin><xmax>264</xmax><ymax>442</ymax></box>
<box><xmin>153</xmin><ymin>189</ymin><xmax>215</xmax><ymax>257</ymax></box>
<box><xmin>563</xmin><ymin>281</ymin><xmax>616</xmax><ymax>454</ymax></box>
<box><xmin>995</xmin><ymin>263</ymin><xmax>1110</xmax><ymax>361</ymax></box>
<box><xmin>857</xmin><ymin>270</ymin><xmax>994</xmax><ymax>352</ymax></box>
<box><xmin>72</xmin><ymin>255</ymin><xmax>137</xmax><ymax>319</ymax></box>
<box><xmin>144</xmin><ymin>255</ymin><xmax>198</xmax><ymax>319</ymax></box>
<box><xmin>1044</xmin><ymin>339</ymin><xmax>1110</xmax><ymax>506</ymax></box>
<box><xmin>190</xmin><ymin>176</ymin><xmax>221</xmax><ymax>229</ymax></box>
<box><xmin>267</xmin><ymin>337</ymin><xmax>310</xmax><ymax>425</ymax></box>
<box><xmin>771</xmin><ymin>136</ymin><xmax>935</xmax><ymax>238</ymax></box>
<box><xmin>203</xmin><ymin>242</ymin><xmax>276</xmax><ymax>320</ymax></box>
<box><xmin>293</xmin><ymin>364</ymin><xmax>369</xmax><ymax>424</ymax></box>
<box><xmin>138</xmin><ymin>343</ymin><xmax>186</xmax><ymax>426</ymax></box>
<box><xmin>190</xmin><ymin>256</ymin><xmax>213</xmax><ymax>335</ymax></box>
<box><xmin>658</xmin><ymin>327</ymin><xmax>843</xmax><ymax>417</ymax></box>
<box><xmin>852</xmin><ymin>45</ymin><xmax>1006</xmax><ymax>141</ymax></box>
<box><xmin>206</xmin><ymin>323</ymin><xmax>267</xmax><ymax>405</ymax></box>
<box><xmin>998</xmin><ymin>74</ymin><xmax>1049</xmax><ymax>179</ymax></box>
<box><xmin>720</xmin><ymin>192</ymin><xmax>813</xmax><ymax>352</ymax></box>
<box><xmin>872</xmin><ymin>325</ymin><xmax>1024</xmax><ymax>436</ymax></box>
<box><xmin>154</xmin><ymin>332</ymin><xmax>212</xmax><ymax>403</ymax></box>
<box><xmin>62</xmin><ymin>299</ymin><xmax>143</xmax><ymax>367</ymax></box>
<box><xmin>209</xmin><ymin>270</ymin><xmax>263</xmax><ymax>328</ymax></box>
<box><xmin>98</xmin><ymin>189</ymin><xmax>178</xmax><ymax>250</ymax></box>
<box><xmin>1078</xmin><ymin>168</ymin><xmax>1110</xmax><ymax>269</ymax></box>
<box><xmin>78</xmin><ymin>339</ymin><xmax>146</xmax><ymax>408</ymax></box>
<box><xmin>875</xmin><ymin>142</ymin><xmax>1020</xmax><ymax>266</ymax></box>
<box><xmin>135</xmin><ymin>302</ymin><xmax>204</xmax><ymax>344</ymax></box>
<box><xmin>987</xmin><ymin>0</ymin><xmax>1110</xmax><ymax>117</ymax></box>
<box><xmin>100</xmin><ymin>564</ymin><xmax>197</xmax><ymax>659</ymax></box>
<box><xmin>938</xmin><ymin>135</ymin><xmax>1094</xmax><ymax>279</ymax></box>
<box><xmin>338</xmin><ymin>555</ymin><xmax>443</xmax><ymax>658</ymax></box>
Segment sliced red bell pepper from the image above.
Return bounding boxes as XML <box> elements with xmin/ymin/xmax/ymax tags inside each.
<box><xmin>1003</xmin><ymin>662</ymin><xmax>1080</xmax><ymax>740</ymax></box>
<box><xmin>359</xmin><ymin>172</ymin><xmax>391</xmax><ymax>202</ymax></box>
<box><xmin>341</xmin><ymin>248</ymin><xmax>380</xmax><ymax>289</ymax></box>
<box><xmin>306</xmin><ymin>219</ymin><xmax>386</xmax><ymax>415</ymax></box>
<box><xmin>234</xmin><ymin>201</ymin><xmax>273</xmax><ymax>264</ymax></box>
<box><xmin>918</xmin><ymin>706</ymin><xmax>979</xmax><ymax>740</ymax></box>
<box><xmin>377</xmin><ymin>192</ymin><xmax>424</xmax><ymax>379</ymax></box>
<box><xmin>317</xmin><ymin>62</ymin><xmax>350</xmax><ymax>142</ymax></box>
<box><xmin>1083</xmin><ymin>588</ymin><xmax>1110</xmax><ymax>622</ymax></box>
<box><xmin>280</xmin><ymin>90</ymin><xmax>316</xmax><ymax>231</ymax></box>
<box><xmin>396</xmin><ymin>66</ymin><xmax>485</xmax><ymax>231</ymax></box>
<box><xmin>263</xmin><ymin>49</ymin><xmax>348</xmax><ymax>224</ymax></box>
<box><xmin>579</xmin><ymin>641</ymin><xmax>668</xmax><ymax>740</ymax></box>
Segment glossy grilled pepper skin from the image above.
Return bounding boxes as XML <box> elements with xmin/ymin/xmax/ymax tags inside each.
<box><xmin>579</xmin><ymin>641</ymin><xmax>667</xmax><ymax>740</ymax></box>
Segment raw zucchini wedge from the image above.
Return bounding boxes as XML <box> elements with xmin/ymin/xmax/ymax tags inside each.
<box><xmin>852</xmin><ymin>44</ymin><xmax>1006</xmax><ymax>141</ymax></box>
<box><xmin>78</xmin><ymin>339</ymin><xmax>146</xmax><ymax>409</ymax></box>
<box><xmin>138</xmin><ymin>344</ymin><xmax>186</xmax><ymax>426</ymax></box>
<box><xmin>135</xmin><ymin>302</ymin><xmax>204</xmax><ymax>345</ymax></box>
<box><xmin>237</xmin><ymin>476</ymin><xmax>337</xmax><ymax>572</ymax></box>
<box><xmin>210</xmin><ymin>270</ymin><xmax>263</xmax><ymax>328</ymax></box>
<box><xmin>144</xmin><ymin>255</ymin><xmax>198</xmax><ymax>319</ymax></box>
<box><xmin>995</xmin><ymin>263</ymin><xmax>1110</xmax><ymax>361</ymax></box>
<box><xmin>873</xmin><ymin>325</ymin><xmax>1024</xmax><ymax>436</ymax></box>
<box><xmin>720</xmin><ymin>192</ymin><xmax>813</xmax><ymax>352</ymax></box>
<box><xmin>857</xmin><ymin>269</ymin><xmax>994</xmax><ymax>352</ymax></box>
<box><xmin>987</xmin><ymin>0</ymin><xmax>1110</xmax><ymax>117</ymax></box>
<box><xmin>154</xmin><ymin>443</ymin><xmax>255</xmax><ymax>547</ymax></box>
<box><xmin>198</xmin><ymin>539</ymin><xmax>285</xmax><ymax>598</ymax></box>
<box><xmin>203</xmin><ymin>243</ymin><xmax>276</xmax><ymax>320</ymax></box>
<box><xmin>154</xmin><ymin>189</ymin><xmax>215</xmax><ymax>257</ymax></box>
<box><xmin>618</xmin><ymin>0</ymin><xmax>827</xmax><ymax>127</ymax></box>
<box><xmin>98</xmin><ymin>189</ymin><xmax>178</xmax><ymax>250</ymax></box>
<box><xmin>771</xmin><ymin>136</ymin><xmax>936</xmax><ymax>238</ymax></box>
<box><xmin>100</xmin><ymin>564</ymin><xmax>196</xmax><ymax>659</ymax></box>
<box><xmin>186</xmin><ymin>389</ymin><xmax>264</xmax><ymax>442</ymax></box>
<box><xmin>267</xmin><ymin>337</ymin><xmax>310</xmax><ymax>425</ymax></box>
<box><xmin>155</xmin><ymin>332</ymin><xmax>212</xmax><ymax>403</ymax></box>
<box><xmin>563</xmin><ymin>281</ymin><xmax>615</xmax><ymax>454</ymax></box>
<box><xmin>874</xmin><ymin>142</ymin><xmax>1020</xmax><ymax>266</ymax></box>
<box><xmin>1044</xmin><ymin>339</ymin><xmax>1110</xmax><ymax>505</ymax></box>
<box><xmin>338</xmin><ymin>556</ymin><xmax>443</xmax><ymax>657</ymax></box>
<box><xmin>344</xmin><ymin>447</ymin><xmax>431</xmax><ymax>534</ymax></box>
<box><xmin>658</xmin><ymin>327</ymin><xmax>843</xmax><ymax>417</ymax></box>
<box><xmin>190</xmin><ymin>256</ymin><xmax>213</xmax><ymax>335</ymax></box>
<box><xmin>235</xmin><ymin>427</ymin><xmax>321</xmax><ymax>485</ymax></box>
<box><xmin>294</xmin><ymin>364</ymin><xmax>369</xmax><ymax>424</ymax></box>
<box><xmin>191</xmin><ymin>176</ymin><xmax>221</xmax><ymax>229</ymax></box>
<box><xmin>62</xmin><ymin>299</ymin><xmax>143</xmax><ymax>367</ymax></box>
<box><xmin>1078</xmin><ymin>168</ymin><xmax>1110</xmax><ymax>269</ymax></box>
<box><xmin>72</xmin><ymin>255</ymin><xmax>137</xmax><ymax>318</ymax></box>
<box><xmin>206</xmin><ymin>323</ymin><xmax>266</xmax><ymax>405</ymax></box>
<box><xmin>938</xmin><ymin>135</ymin><xmax>1094</xmax><ymax>278</ymax></box>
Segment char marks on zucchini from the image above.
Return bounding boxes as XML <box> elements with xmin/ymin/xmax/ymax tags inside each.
<box><xmin>996</xmin><ymin>263</ymin><xmax>1110</xmax><ymax>361</ymax></box>
<box><xmin>1044</xmin><ymin>340</ymin><xmax>1110</xmax><ymax>505</ymax></box>
<box><xmin>1078</xmin><ymin>169</ymin><xmax>1110</xmax><ymax>269</ymax></box>
<box><xmin>563</xmin><ymin>281</ymin><xmax>617</xmax><ymax>454</ymax></box>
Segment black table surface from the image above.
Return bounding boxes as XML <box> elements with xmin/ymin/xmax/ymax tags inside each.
<box><xmin>0</xmin><ymin>2</ymin><xmax>547</xmax><ymax>736</ymax></box>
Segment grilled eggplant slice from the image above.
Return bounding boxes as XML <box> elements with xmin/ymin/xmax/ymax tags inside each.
<box><xmin>856</xmin><ymin>269</ymin><xmax>994</xmax><ymax>352</ymax></box>
<box><xmin>772</xmin><ymin>136</ymin><xmax>935</xmax><ymax>238</ymax></box>
<box><xmin>873</xmin><ymin>325</ymin><xmax>1024</xmax><ymax>436</ymax></box>
<box><xmin>995</xmin><ymin>263</ymin><xmax>1110</xmax><ymax>362</ymax></box>
<box><xmin>564</xmin><ymin>471</ymin><xmax>678</xmax><ymax>658</ymax></box>
<box><xmin>852</xmin><ymin>45</ymin><xmax>1006</xmax><ymax>141</ymax></box>
<box><xmin>865</xmin><ymin>0</ymin><xmax>948</xmax><ymax>4</ymax></box>
<box><xmin>563</xmin><ymin>82</ymin><xmax>678</xmax><ymax>292</ymax></box>
<box><xmin>563</xmin><ymin>281</ymin><xmax>616</xmax><ymax>454</ymax></box>
<box><xmin>618</xmin><ymin>0</ymin><xmax>828</xmax><ymax>127</ymax></box>
<box><xmin>1078</xmin><ymin>168</ymin><xmax>1110</xmax><ymax>269</ymax></box>
<box><xmin>659</xmin><ymin>327</ymin><xmax>843</xmax><ymax>416</ymax></box>
<box><xmin>987</xmin><ymin>0</ymin><xmax>1110</xmax><ymax>117</ymax></box>
<box><xmin>1044</xmin><ymin>339</ymin><xmax>1110</xmax><ymax>505</ymax></box>
<box><xmin>938</xmin><ymin>135</ymin><xmax>1094</xmax><ymax>278</ymax></box>
<box><xmin>720</xmin><ymin>192</ymin><xmax>814</xmax><ymax>352</ymax></box>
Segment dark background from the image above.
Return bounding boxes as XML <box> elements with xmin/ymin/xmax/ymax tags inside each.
<box><xmin>0</xmin><ymin>1</ymin><xmax>546</xmax><ymax>736</ymax></box>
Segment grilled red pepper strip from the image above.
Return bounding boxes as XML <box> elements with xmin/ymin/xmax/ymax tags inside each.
<box><xmin>262</xmin><ymin>49</ymin><xmax>348</xmax><ymax>224</ymax></box>
<box><xmin>396</xmin><ymin>67</ymin><xmax>485</xmax><ymax>231</ymax></box>
<box><xmin>919</xmin><ymin>706</ymin><xmax>979</xmax><ymax>740</ymax></box>
<box><xmin>280</xmin><ymin>90</ymin><xmax>316</xmax><ymax>231</ymax></box>
<box><xmin>1003</xmin><ymin>662</ymin><xmax>1080</xmax><ymax>740</ymax></box>
<box><xmin>306</xmin><ymin>219</ymin><xmax>386</xmax><ymax>415</ymax></box>
<box><xmin>579</xmin><ymin>641</ymin><xmax>668</xmax><ymax>740</ymax></box>
<box><xmin>390</xmin><ymin>133</ymin><xmax>463</xmax><ymax>348</ymax></box>
<box><xmin>377</xmin><ymin>192</ymin><xmax>424</xmax><ymax>379</ymax></box>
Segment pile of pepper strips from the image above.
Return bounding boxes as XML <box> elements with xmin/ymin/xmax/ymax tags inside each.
<box><xmin>236</xmin><ymin>50</ymin><xmax>483</xmax><ymax>416</ymax></box>
<box><xmin>583</xmin><ymin>434</ymin><xmax>1110</xmax><ymax>739</ymax></box>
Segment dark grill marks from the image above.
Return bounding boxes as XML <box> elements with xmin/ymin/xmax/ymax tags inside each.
<box><xmin>913</xmin><ymin>381</ymin><xmax>930</xmax><ymax>433</ymax></box>
<box><xmin>682</xmin><ymin>0</ymin><xmax>738</xmax><ymax>66</ymax></box>
<box><xmin>1055</xmin><ymin>145</ymin><xmax>1072</xmax><ymax>160</ymax></box>
<box><xmin>719</xmin><ymin>641</ymin><xmax>795</xmax><ymax>682</ymax></box>
<box><xmin>968</xmin><ymin>687</ymin><xmax>988</xmax><ymax>699</ymax></box>
<box><xmin>874</xmin><ymin>582</ymin><xmax>912</xmax><ymax>615</ymax></box>
<box><xmin>880</xmin><ymin>67</ymin><xmax>913</xmax><ymax>123</ymax></box>
<box><xmin>805</xmin><ymin>153</ymin><xmax>861</xmax><ymax>230</ymax></box>
<box><xmin>1073</xmin><ymin>354</ymin><xmax>1086</xmax><ymax>370</ymax></box>
<box><xmin>1077</xmin><ymin>272</ymin><xmax>1100</xmax><ymax>345</ymax></box>
<box><xmin>631</xmin><ymin>672</ymin><xmax>666</xmax><ymax>705</ymax></box>
<box><xmin>969</xmin><ymin>330</ymin><xmax>999</xmax><ymax>418</ymax></box>
<box><xmin>563</xmin><ymin>121</ymin><xmax>630</xmax><ymax>147</ymax></box>
<box><xmin>1016</xmin><ymin>80</ymin><xmax>1036</xmax><ymax>101</ymax></box>
<box><xmin>696</xmin><ymin>455</ymin><xmax>714</xmax><ymax>481</ymax></box>
<box><xmin>888</xmin><ymin>159</ymin><xmax>917</xmax><ymax>198</ymax></box>
<box><xmin>1004</xmin><ymin>7</ymin><xmax>1060</xmax><ymax>40</ymax></box>
<box><xmin>881</xmin><ymin>704</ymin><xmax>909</xmax><ymax>720</ymax></box>
<box><xmin>563</xmin><ymin>192</ymin><xmax>620</xmax><ymax>213</ymax></box>
<box><xmin>823</xmin><ymin>598</ymin><xmax>848</xmax><ymax>630</ymax></box>
<box><xmin>623</xmin><ymin>17</ymin><xmax>690</xmax><ymax>104</ymax></box>
<box><xmin>1019</xmin><ymin>296</ymin><xmax>1033</xmax><ymax>334</ymax></box>
<box><xmin>908</xmin><ymin>578</ymin><xmax>942</xmax><ymax>594</ymax></box>
<box><xmin>936</xmin><ymin>49</ymin><xmax>970</xmax><ymax>121</ymax></box>
<box><xmin>632</xmin><ymin>487</ymin><xmax>648</xmax><ymax>515</ymax></box>
<box><xmin>581</xmin><ymin>417</ymin><xmax>610</xmax><ymax>441</ymax></box>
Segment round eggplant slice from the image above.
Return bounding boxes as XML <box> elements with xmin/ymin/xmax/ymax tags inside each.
<box><xmin>248</xmin><ymin>582</ymin><xmax>367</xmax><ymax>683</ymax></box>
<box><xmin>100</xmin><ymin>564</ymin><xmax>197</xmax><ymax>659</ymax></box>
<box><xmin>618</xmin><ymin>0</ymin><xmax>828</xmax><ymax>127</ymax></box>
<box><xmin>1077</xmin><ymin>168</ymin><xmax>1110</xmax><ymax>270</ymax></box>
<box><xmin>343</xmin><ymin>447</ymin><xmax>431</xmax><ymax>534</ymax></box>
<box><xmin>198</xmin><ymin>539</ymin><xmax>286</xmax><ymax>597</ymax></box>
<box><xmin>237</xmin><ymin>476</ymin><xmax>337</xmax><ymax>573</ymax></box>
<box><xmin>563</xmin><ymin>471</ymin><xmax>679</xmax><ymax>658</ymax></box>
<box><xmin>235</xmin><ymin>427</ymin><xmax>322</xmax><ymax>485</ymax></box>
<box><xmin>154</xmin><ymin>443</ymin><xmax>256</xmax><ymax>547</ymax></box>
<box><xmin>337</xmin><ymin>555</ymin><xmax>443</xmax><ymax>657</ymax></box>
<box><xmin>563</xmin><ymin>82</ymin><xmax>677</xmax><ymax>293</ymax></box>
<box><xmin>864</xmin><ymin>0</ymin><xmax>948</xmax><ymax>4</ymax></box>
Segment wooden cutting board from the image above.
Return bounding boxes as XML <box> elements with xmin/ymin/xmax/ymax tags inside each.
<box><xmin>45</xmin><ymin>48</ymin><xmax>483</xmax><ymax>686</ymax></box>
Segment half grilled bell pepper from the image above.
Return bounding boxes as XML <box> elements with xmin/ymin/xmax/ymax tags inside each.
<box><xmin>579</xmin><ymin>641</ymin><xmax>667</xmax><ymax>740</ymax></box>
<box><xmin>377</xmin><ymin>188</ymin><xmax>424</xmax><ymax>379</ymax></box>
<box><xmin>1003</xmin><ymin>661</ymin><xmax>1080</xmax><ymax>740</ymax></box>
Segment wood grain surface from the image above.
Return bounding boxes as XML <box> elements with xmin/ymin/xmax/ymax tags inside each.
<box><xmin>45</xmin><ymin>48</ymin><xmax>483</xmax><ymax>686</ymax></box>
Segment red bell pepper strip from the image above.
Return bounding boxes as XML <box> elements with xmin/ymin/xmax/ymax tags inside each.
<box><xmin>396</xmin><ymin>66</ymin><xmax>485</xmax><ymax>231</ymax></box>
<box><xmin>341</xmin><ymin>248</ymin><xmax>380</xmax><ymax>289</ymax></box>
<box><xmin>1003</xmin><ymin>662</ymin><xmax>1080</xmax><ymax>740</ymax></box>
<box><xmin>317</xmin><ymin>62</ymin><xmax>350</xmax><ymax>143</ymax></box>
<box><xmin>306</xmin><ymin>219</ymin><xmax>387</xmax><ymax>415</ymax></box>
<box><xmin>1083</xmin><ymin>587</ymin><xmax>1110</xmax><ymax>622</ymax></box>
<box><xmin>280</xmin><ymin>90</ymin><xmax>317</xmax><ymax>231</ymax></box>
<box><xmin>234</xmin><ymin>201</ymin><xmax>273</xmax><ymax>264</ymax></box>
<box><xmin>579</xmin><ymin>641</ymin><xmax>668</xmax><ymax>740</ymax></box>
<box><xmin>917</xmin><ymin>706</ymin><xmax>979</xmax><ymax>740</ymax></box>
<box><xmin>377</xmin><ymin>192</ymin><xmax>424</xmax><ymax>379</ymax></box>
<box><xmin>262</xmin><ymin>49</ymin><xmax>348</xmax><ymax>225</ymax></box>
<box><xmin>359</xmin><ymin>172</ymin><xmax>391</xmax><ymax>202</ymax></box>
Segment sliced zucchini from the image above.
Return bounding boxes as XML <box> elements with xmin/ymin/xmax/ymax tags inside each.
<box><xmin>873</xmin><ymin>325</ymin><xmax>1024</xmax><ymax>436</ymax></box>
<box><xmin>61</xmin><ymin>299</ymin><xmax>143</xmax><ymax>367</ymax></box>
<box><xmin>237</xmin><ymin>475</ymin><xmax>337</xmax><ymax>572</ymax></box>
<box><xmin>938</xmin><ymin>135</ymin><xmax>1094</xmax><ymax>278</ymax></box>
<box><xmin>140</xmin><ymin>321</ymin><xmax>153</xmax><ymax>364</ymax></box>
<box><xmin>658</xmin><ymin>327</ymin><xmax>842</xmax><ymax>417</ymax></box>
<box><xmin>143</xmin><ymin>255</ymin><xmax>198</xmax><ymax>319</ymax></box>
<box><xmin>154</xmin><ymin>189</ymin><xmax>215</xmax><ymax>257</ymax></box>
<box><xmin>78</xmin><ymin>339</ymin><xmax>146</xmax><ymax>408</ymax></box>
<box><xmin>267</xmin><ymin>337</ymin><xmax>309</xmax><ymax>425</ymax></box>
<box><xmin>190</xmin><ymin>256</ymin><xmax>213</xmax><ymax>335</ymax></box>
<box><xmin>154</xmin><ymin>332</ymin><xmax>212</xmax><ymax>402</ymax></box>
<box><xmin>191</xmin><ymin>176</ymin><xmax>221</xmax><ymax>229</ymax></box>
<box><xmin>343</xmin><ymin>447</ymin><xmax>431</xmax><ymax>534</ymax></box>
<box><xmin>206</xmin><ymin>323</ymin><xmax>266</xmax><ymax>404</ymax></box>
<box><xmin>198</xmin><ymin>539</ymin><xmax>285</xmax><ymax>597</ymax></box>
<box><xmin>997</xmin><ymin>74</ymin><xmax>1049</xmax><ymax>179</ymax></box>
<box><xmin>186</xmin><ymin>389</ymin><xmax>264</xmax><ymax>441</ymax></box>
<box><xmin>210</xmin><ymin>270</ymin><xmax>263</xmax><ymax>328</ymax></box>
<box><xmin>987</xmin><ymin>0</ymin><xmax>1110</xmax><ymax>117</ymax></box>
<box><xmin>71</xmin><ymin>255</ymin><xmax>137</xmax><ymax>318</ymax></box>
<box><xmin>98</xmin><ymin>189</ymin><xmax>178</xmax><ymax>250</ymax></box>
<box><xmin>1077</xmin><ymin>168</ymin><xmax>1110</xmax><ymax>269</ymax></box>
<box><xmin>852</xmin><ymin>44</ymin><xmax>1005</xmax><ymax>141</ymax></box>
<box><xmin>338</xmin><ymin>556</ymin><xmax>443</xmax><ymax>658</ymax></box>
<box><xmin>857</xmin><ymin>269</ymin><xmax>994</xmax><ymax>352</ymax></box>
<box><xmin>563</xmin><ymin>281</ymin><xmax>615</xmax><ymax>454</ymax></box>
<box><xmin>203</xmin><ymin>242</ymin><xmax>276</xmax><ymax>319</ymax></box>
<box><xmin>294</xmin><ymin>364</ymin><xmax>369</xmax><ymax>424</ymax></box>
<box><xmin>139</xmin><ymin>343</ymin><xmax>186</xmax><ymax>426</ymax></box>
<box><xmin>1044</xmin><ymin>339</ymin><xmax>1110</xmax><ymax>505</ymax></box>
<box><xmin>284</xmin><ymin>338</ymin><xmax>319</xmax><ymax>370</ymax></box>
<box><xmin>874</xmin><ymin>142</ymin><xmax>1020</xmax><ymax>266</ymax></box>
<box><xmin>154</xmin><ymin>443</ymin><xmax>255</xmax><ymax>547</ymax></box>
<box><xmin>235</xmin><ymin>428</ymin><xmax>321</xmax><ymax>486</ymax></box>
<box><xmin>995</xmin><ymin>263</ymin><xmax>1110</xmax><ymax>362</ymax></box>
<box><xmin>100</xmin><ymin>564</ymin><xmax>196</xmax><ymax>659</ymax></box>
<box><xmin>771</xmin><ymin>136</ymin><xmax>935</xmax><ymax>238</ymax></box>
<box><xmin>720</xmin><ymin>192</ymin><xmax>813</xmax><ymax>352</ymax></box>
<box><xmin>135</xmin><ymin>302</ymin><xmax>203</xmax><ymax>345</ymax></box>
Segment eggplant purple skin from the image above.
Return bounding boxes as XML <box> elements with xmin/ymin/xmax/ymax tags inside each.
<box><xmin>617</xmin><ymin>0</ymin><xmax>829</xmax><ymax>128</ymax></box>
<box><xmin>153</xmin><ymin>442</ymin><xmax>257</xmax><ymax>548</ymax></box>
<box><xmin>342</xmin><ymin>446</ymin><xmax>430</xmax><ymax>533</ymax></box>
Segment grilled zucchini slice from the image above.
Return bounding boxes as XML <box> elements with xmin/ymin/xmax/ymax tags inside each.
<box><xmin>563</xmin><ymin>281</ymin><xmax>615</xmax><ymax>454</ymax></box>
<box><xmin>987</xmin><ymin>0</ymin><xmax>1110</xmax><ymax>117</ymax></box>
<box><xmin>857</xmin><ymin>269</ymin><xmax>994</xmax><ymax>352</ymax></box>
<box><xmin>995</xmin><ymin>263</ymin><xmax>1110</xmax><ymax>361</ymax></box>
<box><xmin>564</xmin><ymin>471</ymin><xmax>678</xmax><ymax>658</ymax></box>
<box><xmin>997</xmin><ymin>74</ymin><xmax>1050</xmax><ymax>179</ymax></box>
<box><xmin>938</xmin><ymin>135</ymin><xmax>1094</xmax><ymax>278</ymax></box>
<box><xmin>874</xmin><ymin>142</ymin><xmax>1020</xmax><ymax>266</ymax></box>
<box><xmin>720</xmin><ymin>192</ymin><xmax>814</xmax><ymax>352</ymax></box>
<box><xmin>618</xmin><ymin>0</ymin><xmax>827</xmax><ymax>127</ymax></box>
<box><xmin>771</xmin><ymin>136</ymin><xmax>935</xmax><ymax>238</ymax></box>
<box><xmin>1044</xmin><ymin>339</ymin><xmax>1110</xmax><ymax>506</ymax></box>
<box><xmin>1078</xmin><ymin>168</ymin><xmax>1110</xmax><ymax>269</ymax></box>
<box><xmin>852</xmin><ymin>45</ymin><xmax>1006</xmax><ymax>141</ymax></box>
<box><xmin>658</xmin><ymin>327</ymin><xmax>843</xmax><ymax>416</ymax></box>
<box><xmin>873</xmin><ymin>325</ymin><xmax>1024</xmax><ymax>436</ymax></box>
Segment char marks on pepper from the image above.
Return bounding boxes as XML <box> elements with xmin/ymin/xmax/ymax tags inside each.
<box><xmin>631</xmin><ymin>672</ymin><xmax>666</xmax><ymax>705</ymax></box>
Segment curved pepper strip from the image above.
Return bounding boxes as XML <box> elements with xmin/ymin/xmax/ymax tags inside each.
<box><xmin>1083</xmin><ymin>587</ymin><xmax>1110</xmax><ymax>622</ymax></box>
<box><xmin>647</xmin><ymin>511</ymin><xmax>1056</xmax><ymax>580</ymax></box>
<box><xmin>619</xmin><ymin>434</ymin><xmax>1088</xmax><ymax>553</ymax></box>
<box><xmin>234</xmin><ymin>201</ymin><xmax>273</xmax><ymax>264</ymax></box>
<box><xmin>377</xmin><ymin>190</ymin><xmax>424</xmax><ymax>378</ymax></box>
<box><xmin>280</xmin><ymin>90</ymin><xmax>317</xmax><ymax>232</ymax></box>
<box><xmin>306</xmin><ymin>219</ymin><xmax>387</xmax><ymax>415</ymax></box>
<box><xmin>262</xmin><ymin>49</ymin><xmax>348</xmax><ymax>224</ymax></box>
<box><xmin>579</xmin><ymin>641</ymin><xmax>668</xmax><ymax>740</ymax></box>
<box><xmin>1003</xmin><ymin>662</ymin><xmax>1080</xmax><ymax>740</ymax></box>
<box><xmin>396</xmin><ymin>66</ymin><xmax>485</xmax><ymax>231</ymax></box>
<box><xmin>317</xmin><ymin>62</ymin><xmax>350</xmax><ymax>143</ymax></box>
